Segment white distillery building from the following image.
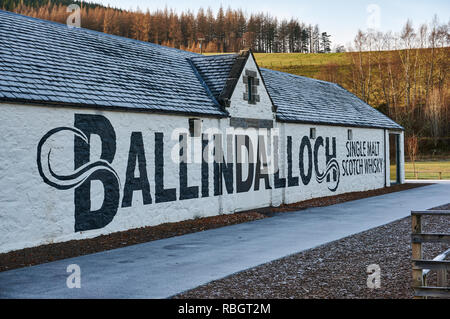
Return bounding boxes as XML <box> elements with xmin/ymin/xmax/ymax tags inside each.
<box><xmin>0</xmin><ymin>11</ymin><xmax>404</xmax><ymax>253</ymax></box>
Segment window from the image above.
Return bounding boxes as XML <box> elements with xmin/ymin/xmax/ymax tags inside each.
<box><xmin>310</xmin><ymin>128</ymin><xmax>316</xmax><ymax>139</ymax></box>
<box><xmin>348</xmin><ymin>129</ymin><xmax>353</xmax><ymax>140</ymax></box>
<box><xmin>189</xmin><ymin>118</ymin><xmax>201</xmax><ymax>137</ymax></box>
<box><xmin>243</xmin><ymin>69</ymin><xmax>260</xmax><ymax>104</ymax></box>
<box><xmin>247</xmin><ymin>76</ymin><xmax>253</xmax><ymax>101</ymax></box>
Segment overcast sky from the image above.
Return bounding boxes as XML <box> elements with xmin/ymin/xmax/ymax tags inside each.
<box><xmin>93</xmin><ymin>0</ymin><xmax>449</xmax><ymax>46</ymax></box>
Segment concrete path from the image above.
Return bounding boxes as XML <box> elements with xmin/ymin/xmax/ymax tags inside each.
<box><xmin>0</xmin><ymin>183</ymin><xmax>449</xmax><ymax>298</ymax></box>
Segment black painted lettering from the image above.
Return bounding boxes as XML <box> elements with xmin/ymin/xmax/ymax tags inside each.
<box><xmin>254</xmin><ymin>135</ymin><xmax>271</xmax><ymax>191</ymax></box>
<box><xmin>74</xmin><ymin>114</ymin><xmax>119</xmax><ymax>232</ymax></box>
<box><xmin>121</xmin><ymin>132</ymin><xmax>152</xmax><ymax>207</ymax></box>
<box><xmin>179</xmin><ymin>134</ymin><xmax>199</xmax><ymax>200</ymax></box>
<box><xmin>155</xmin><ymin>132</ymin><xmax>176</xmax><ymax>203</ymax></box>
<box><xmin>299</xmin><ymin>136</ymin><xmax>312</xmax><ymax>185</ymax></box>
<box><xmin>287</xmin><ymin>136</ymin><xmax>299</xmax><ymax>187</ymax></box>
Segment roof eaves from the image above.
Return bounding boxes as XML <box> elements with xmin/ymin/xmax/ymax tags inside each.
<box><xmin>276</xmin><ymin>114</ymin><xmax>404</xmax><ymax>130</ymax></box>
<box><xmin>0</xmin><ymin>97</ymin><xmax>228</xmax><ymax>118</ymax></box>
<box><xmin>332</xmin><ymin>83</ymin><xmax>404</xmax><ymax>131</ymax></box>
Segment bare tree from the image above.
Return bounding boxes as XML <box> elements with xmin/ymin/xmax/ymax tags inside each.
<box><xmin>426</xmin><ymin>88</ymin><xmax>443</xmax><ymax>149</ymax></box>
<box><xmin>398</xmin><ymin>20</ymin><xmax>416</xmax><ymax>113</ymax></box>
<box><xmin>406</xmin><ymin>134</ymin><xmax>419</xmax><ymax>176</ymax></box>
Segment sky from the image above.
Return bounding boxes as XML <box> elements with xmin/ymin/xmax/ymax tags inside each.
<box><xmin>93</xmin><ymin>0</ymin><xmax>450</xmax><ymax>46</ymax></box>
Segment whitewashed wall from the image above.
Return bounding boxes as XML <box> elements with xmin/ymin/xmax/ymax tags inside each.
<box><xmin>228</xmin><ymin>54</ymin><xmax>274</xmax><ymax>120</ymax></box>
<box><xmin>0</xmin><ymin>102</ymin><xmax>397</xmax><ymax>253</ymax></box>
<box><xmin>279</xmin><ymin>123</ymin><xmax>386</xmax><ymax>204</ymax></box>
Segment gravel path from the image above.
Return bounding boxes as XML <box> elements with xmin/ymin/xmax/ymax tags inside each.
<box><xmin>175</xmin><ymin>204</ymin><xmax>449</xmax><ymax>299</ymax></box>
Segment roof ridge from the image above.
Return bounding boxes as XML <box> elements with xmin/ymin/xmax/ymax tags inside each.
<box><xmin>0</xmin><ymin>9</ymin><xmax>200</xmax><ymax>57</ymax></box>
<box><xmin>0</xmin><ymin>9</ymin><xmax>226</xmax><ymax>117</ymax></box>
<box><xmin>189</xmin><ymin>53</ymin><xmax>239</xmax><ymax>60</ymax></box>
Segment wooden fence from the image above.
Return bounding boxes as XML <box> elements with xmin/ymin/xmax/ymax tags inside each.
<box><xmin>411</xmin><ymin>210</ymin><xmax>450</xmax><ymax>298</ymax></box>
<box><xmin>406</xmin><ymin>171</ymin><xmax>448</xmax><ymax>180</ymax></box>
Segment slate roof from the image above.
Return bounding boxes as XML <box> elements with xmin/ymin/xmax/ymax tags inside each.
<box><xmin>188</xmin><ymin>54</ymin><xmax>403</xmax><ymax>130</ymax></box>
<box><xmin>261</xmin><ymin>69</ymin><xmax>403</xmax><ymax>129</ymax></box>
<box><xmin>0</xmin><ymin>10</ymin><xmax>403</xmax><ymax>130</ymax></box>
<box><xmin>189</xmin><ymin>54</ymin><xmax>238</xmax><ymax>100</ymax></box>
<box><xmin>0</xmin><ymin>10</ymin><xmax>225</xmax><ymax>117</ymax></box>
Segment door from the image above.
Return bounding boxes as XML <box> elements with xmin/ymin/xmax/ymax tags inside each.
<box><xmin>389</xmin><ymin>133</ymin><xmax>400</xmax><ymax>184</ymax></box>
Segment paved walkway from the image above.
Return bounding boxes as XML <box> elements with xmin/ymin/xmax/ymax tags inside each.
<box><xmin>0</xmin><ymin>183</ymin><xmax>449</xmax><ymax>298</ymax></box>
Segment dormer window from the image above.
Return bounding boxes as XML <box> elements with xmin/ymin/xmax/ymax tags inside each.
<box><xmin>243</xmin><ymin>69</ymin><xmax>260</xmax><ymax>104</ymax></box>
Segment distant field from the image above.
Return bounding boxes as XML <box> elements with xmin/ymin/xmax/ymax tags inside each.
<box><xmin>254</xmin><ymin>52</ymin><xmax>351</xmax><ymax>78</ymax></box>
<box><xmin>207</xmin><ymin>52</ymin><xmax>353</xmax><ymax>79</ymax></box>
<box><xmin>391</xmin><ymin>161</ymin><xmax>450</xmax><ymax>180</ymax></box>
<box><xmin>205</xmin><ymin>52</ymin><xmax>351</xmax><ymax>79</ymax></box>
<box><xmin>253</xmin><ymin>52</ymin><xmax>349</xmax><ymax>65</ymax></box>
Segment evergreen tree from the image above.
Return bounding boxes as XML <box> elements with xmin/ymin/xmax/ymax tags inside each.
<box><xmin>321</xmin><ymin>32</ymin><xmax>331</xmax><ymax>53</ymax></box>
<box><xmin>0</xmin><ymin>1</ymin><xmax>334</xmax><ymax>54</ymax></box>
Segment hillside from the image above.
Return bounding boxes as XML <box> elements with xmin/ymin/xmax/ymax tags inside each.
<box><xmin>206</xmin><ymin>52</ymin><xmax>352</xmax><ymax>80</ymax></box>
<box><xmin>255</xmin><ymin>52</ymin><xmax>351</xmax><ymax>78</ymax></box>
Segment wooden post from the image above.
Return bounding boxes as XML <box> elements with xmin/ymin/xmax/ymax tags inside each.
<box><xmin>412</xmin><ymin>214</ymin><xmax>423</xmax><ymax>299</ymax></box>
<box><xmin>437</xmin><ymin>269</ymin><xmax>447</xmax><ymax>287</ymax></box>
<box><xmin>439</xmin><ymin>172</ymin><xmax>442</xmax><ymax>180</ymax></box>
